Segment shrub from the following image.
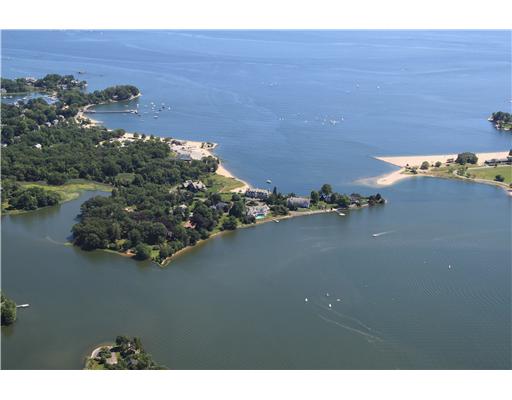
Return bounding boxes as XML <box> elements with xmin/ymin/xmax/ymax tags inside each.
<box><xmin>420</xmin><ymin>161</ymin><xmax>429</xmax><ymax>170</ymax></box>
<box><xmin>134</xmin><ymin>243</ymin><xmax>152</xmax><ymax>260</ymax></box>
<box><xmin>222</xmin><ymin>216</ymin><xmax>238</xmax><ymax>230</ymax></box>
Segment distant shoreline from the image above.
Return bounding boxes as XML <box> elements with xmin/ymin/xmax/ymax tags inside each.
<box><xmin>359</xmin><ymin>151</ymin><xmax>511</xmax><ymax>195</ymax></box>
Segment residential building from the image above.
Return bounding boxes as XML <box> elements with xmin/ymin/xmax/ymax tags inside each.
<box><xmin>245</xmin><ymin>188</ymin><xmax>271</xmax><ymax>200</ymax></box>
<box><xmin>182</xmin><ymin>180</ymin><xmax>206</xmax><ymax>192</ymax></box>
<box><xmin>287</xmin><ymin>196</ymin><xmax>311</xmax><ymax>208</ymax></box>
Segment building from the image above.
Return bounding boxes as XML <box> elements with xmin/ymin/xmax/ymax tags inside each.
<box><xmin>215</xmin><ymin>202</ymin><xmax>229</xmax><ymax>212</ymax></box>
<box><xmin>246</xmin><ymin>204</ymin><xmax>270</xmax><ymax>219</ymax></box>
<box><xmin>177</xmin><ymin>153</ymin><xmax>193</xmax><ymax>162</ymax></box>
<box><xmin>182</xmin><ymin>180</ymin><xmax>206</xmax><ymax>192</ymax></box>
<box><xmin>484</xmin><ymin>156</ymin><xmax>512</xmax><ymax>166</ymax></box>
<box><xmin>34</xmin><ymin>143</ymin><xmax>42</xmax><ymax>149</ymax></box>
<box><xmin>245</xmin><ymin>188</ymin><xmax>271</xmax><ymax>200</ymax></box>
<box><xmin>287</xmin><ymin>196</ymin><xmax>311</xmax><ymax>208</ymax></box>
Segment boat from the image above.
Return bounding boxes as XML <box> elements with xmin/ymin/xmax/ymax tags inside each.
<box><xmin>153</xmin><ymin>115</ymin><xmax>158</xmax><ymax>119</ymax></box>
<box><xmin>16</xmin><ymin>304</ymin><xmax>30</xmax><ymax>308</ymax></box>
<box><xmin>328</xmin><ymin>304</ymin><xmax>332</xmax><ymax>308</ymax></box>
<box><xmin>372</xmin><ymin>234</ymin><xmax>378</xmax><ymax>237</ymax></box>
<box><xmin>304</xmin><ymin>298</ymin><xmax>308</xmax><ymax>302</ymax></box>
<box><xmin>338</xmin><ymin>212</ymin><xmax>345</xmax><ymax>216</ymax></box>
<box><xmin>272</xmin><ymin>219</ymin><xmax>279</xmax><ymax>223</ymax></box>
<box><xmin>266</xmin><ymin>179</ymin><xmax>272</xmax><ymax>184</ymax></box>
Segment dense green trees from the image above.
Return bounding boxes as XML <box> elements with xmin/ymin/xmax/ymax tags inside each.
<box><xmin>222</xmin><ymin>216</ymin><xmax>238</xmax><ymax>230</ymax></box>
<box><xmin>1</xmin><ymin>180</ymin><xmax>61</xmax><ymax>211</ymax></box>
<box><xmin>134</xmin><ymin>244</ymin><xmax>152</xmax><ymax>260</ymax></box>
<box><xmin>495</xmin><ymin>175</ymin><xmax>505</xmax><ymax>182</ymax></box>
<box><xmin>455</xmin><ymin>152</ymin><xmax>478</xmax><ymax>165</ymax></box>
<box><xmin>1</xmin><ymin>293</ymin><xmax>17</xmax><ymax>326</ymax></box>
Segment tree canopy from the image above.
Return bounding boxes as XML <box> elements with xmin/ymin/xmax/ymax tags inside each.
<box><xmin>1</xmin><ymin>292</ymin><xmax>17</xmax><ymax>326</ymax></box>
<box><xmin>455</xmin><ymin>152</ymin><xmax>478</xmax><ymax>165</ymax></box>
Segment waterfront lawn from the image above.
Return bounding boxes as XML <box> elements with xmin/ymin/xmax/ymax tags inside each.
<box><xmin>205</xmin><ymin>174</ymin><xmax>245</xmax><ymax>193</ymax></box>
<box><xmin>467</xmin><ymin>165</ymin><xmax>512</xmax><ymax>184</ymax></box>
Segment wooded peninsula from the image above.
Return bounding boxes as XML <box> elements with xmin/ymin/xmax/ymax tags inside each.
<box><xmin>1</xmin><ymin>74</ymin><xmax>385</xmax><ymax>265</ymax></box>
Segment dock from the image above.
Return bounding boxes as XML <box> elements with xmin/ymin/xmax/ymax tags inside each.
<box><xmin>84</xmin><ymin>109</ymin><xmax>138</xmax><ymax>114</ymax></box>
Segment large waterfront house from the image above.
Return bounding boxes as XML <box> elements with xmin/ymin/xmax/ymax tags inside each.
<box><xmin>287</xmin><ymin>196</ymin><xmax>311</xmax><ymax>208</ymax></box>
<box><xmin>245</xmin><ymin>188</ymin><xmax>271</xmax><ymax>200</ymax></box>
<box><xmin>182</xmin><ymin>180</ymin><xmax>206</xmax><ymax>192</ymax></box>
<box><xmin>246</xmin><ymin>204</ymin><xmax>271</xmax><ymax>219</ymax></box>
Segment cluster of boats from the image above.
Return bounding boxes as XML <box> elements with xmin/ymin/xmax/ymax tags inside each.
<box><xmin>136</xmin><ymin>101</ymin><xmax>172</xmax><ymax>119</ymax></box>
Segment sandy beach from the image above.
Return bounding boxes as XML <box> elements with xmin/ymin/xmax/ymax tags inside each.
<box><xmin>369</xmin><ymin>151</ymin><xmax>510</xmax><ymax>187</ymax></box>
<box><xmin>375</xmin><ymin>151</ymin><xmax>509</xmax><ymax>168</ymax></box>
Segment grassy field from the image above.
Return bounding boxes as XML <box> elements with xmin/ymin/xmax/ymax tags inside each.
<box><xmin>467</xmin><ymin>165</ymin><xmax>512</xmax><ymax>184</ymax></box>
<box><xmin>205</xmin><ymin>174</ymin><xmax>245</xmax><ymax>193</ymax></box>
<box><xmin>20</xmin><ymin>179</ymin><xmax>112</xmax><ymax>202</ymax></box>
<box><xmin>2</xmin><ymin>180</ymin><xmax>112</xmax><ymax>215</ymax></box>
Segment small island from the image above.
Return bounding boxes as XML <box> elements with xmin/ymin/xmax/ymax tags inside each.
<box><xmin>488</xmin><ymin>111</ymin><xmax>512</xmax><ymax>131</ymax></box>
<box><xmin>85</xmin><ymin>336</ymin><xmax>165</xmax><ymax>370</ymax></box>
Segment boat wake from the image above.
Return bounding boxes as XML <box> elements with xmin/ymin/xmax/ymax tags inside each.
<box><xmin>314</xmin><ymin>301</ymin><xmax>384</xmax><ymax>343</ymax></box>
<box><xmin>372</xmin><ymin>230</ymin><xmax>394</xmax><ymax>237</ymax></box>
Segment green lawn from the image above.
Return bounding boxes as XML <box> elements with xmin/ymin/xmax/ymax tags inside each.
<box><xmin>20</xmin><ymin>179</ymin><xmax>112</xmax><ymax>202</ymax></box>
<box><xmin>204</xmin><ymin>174</ymin><xmax>245</xmax><ymax>193</ymax></box>
<box><xmin>467</xmin><ymin>165</ymin><xmax>512</xmax><ymax>184</ymax></box>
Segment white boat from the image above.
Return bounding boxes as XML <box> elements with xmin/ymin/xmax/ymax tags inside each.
<box><xmin>338</xmin><ymin>212</ymin><xmax>345</xmax><ymax>216</ymax></box>
<box><xmin>372</xmin><ymin>234</ymin><xmax>378</xmax><ymax>237</ymax></box>
<box><xmin>266</xmin><ymin>179</ymin><xmax>272</xmax><ymax>184</ymax></box>
<box><xmin>273</xmin><ymin>219</ymin><xmax>279</xmax><ymax>223</ymax></box>
<box><xmin>304</xmin><ymin>298</ymin><xmax>308</xmax><ymax>302</ymax></box>
<box><xmin>16</xmin><ymin>304</ymin><xmax>30</xmax><ymax>308</ymax></box>
<box><xmin>328</xmin><ymin>304</ymin><xmax>332</xmax><ymax>308</ymax></box>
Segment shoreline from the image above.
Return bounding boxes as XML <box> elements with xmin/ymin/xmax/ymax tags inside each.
<box><xmin>75</xmin><ymin>93</ymin><xmax>142</xmax><ymax>127</ymax></box>
<box><xmin>115</xmin><ymin>132</ymin><xmax>251</xmax><ymax>193</ymax></box>
<box><xmin>160</xmin><ymin>207</ymin><xmax>337</xmax><ymax>266</ymax></box>
<box><xmin>361</xmin><ymin>151</ymin><xmax>511</xmax><ymax>195</ymax></box>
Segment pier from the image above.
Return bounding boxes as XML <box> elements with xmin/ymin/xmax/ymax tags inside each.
<box><xmin>84</xmin><ymin>109</ymin><xmax>138</xmax><ymax>114</ymax></box>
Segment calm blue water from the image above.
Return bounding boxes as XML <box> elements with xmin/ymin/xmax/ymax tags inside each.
<box><xmin>2</xmin><ymin>30</ymin><xmax>510</xmax><ymax>193</ymax></box>
<box><xmin>1</xmin><ymin>31</ymin><xmax>511</xmax><ymax>369</ymax></box>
